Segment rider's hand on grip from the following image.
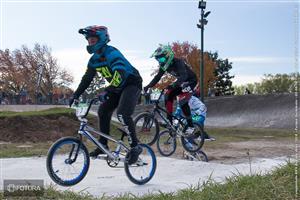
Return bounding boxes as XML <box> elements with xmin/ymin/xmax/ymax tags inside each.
<box><xmin>69</xmin><ymin>96</ymin><xmax>79</xmax><ymax>107</ymax></box>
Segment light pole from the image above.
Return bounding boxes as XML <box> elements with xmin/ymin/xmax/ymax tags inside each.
<box><xmin>36</xmin><ymin>64</ymin><xmax>44</xmax><ymax>104</ymax></box>
<box><xmin>197</xmin><ymin>0</ymin><xmax>210</xmax><ymax>102</ymax></box>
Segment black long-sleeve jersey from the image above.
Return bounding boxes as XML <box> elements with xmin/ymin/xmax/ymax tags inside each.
<box><xmin>146</xmin><ymin>58</ymin><xmax>197</xmax><ymax>88</ymax></box>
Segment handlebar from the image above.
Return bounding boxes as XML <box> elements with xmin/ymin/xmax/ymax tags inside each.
<box><xmin>73</xmin><ymin>97</ymin><xmax>99</xmax><ymax>119</ymax></box>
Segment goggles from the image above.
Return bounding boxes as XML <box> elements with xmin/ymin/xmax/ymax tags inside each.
<box><xmin>155</xmin><ymin>55</ymin><xmax>167</xmax><ymax>64</ymax></box>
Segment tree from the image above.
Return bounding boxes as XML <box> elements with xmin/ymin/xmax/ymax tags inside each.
<box><xmin>211</xmin><ymin>53</ymin><xmax>235</xmax><ymax>96</ymax></box>
<box><xmin>232</xmin><ymin>73</ymin><xmax>298</xmax><ymax>95</ymax></box>
<box><xmin>261</xmin><ymin>73</ymin><xmax>296</xmax><ymax>93</ymax></box>
<box><xmin>0</xmin><ymin>44</ymin><xmax>74</xmax><ymax>102</ymax></box>
<box><xmin>0</xmin><ymin>49</ymin><xmax>27</xmax><ymax>96</ymax></box>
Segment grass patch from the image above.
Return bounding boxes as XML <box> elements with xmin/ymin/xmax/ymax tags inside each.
<box><xmin>206</xmin><ymin>127</ymin><xmax>293</xmax><ymax>140</ymax></box>
<box><xmin>203</xmin><ymin>127</ymin><xmax>293</xmax><ymax>147</ymax></box>
<box><xmin>0</xmin><ymin>162</ymin><xmax>297</xmax><ymax>200</ymax></box>
<box><xmin>0</xmin><ymin>142</ymin><xmax>52</xmax><ymax>158</ymax></box>
<box><xmin>0</xmin><ymin>107</ymin><xmax>74</xmax><ymax>118</ymax></box>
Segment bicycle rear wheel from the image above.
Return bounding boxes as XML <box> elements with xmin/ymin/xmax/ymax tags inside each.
<box><xmin>193</xmin><ymin>150</ymin><xmax>208</xmax><ymax>162</ymax></box>
<box><xmin>134</xmin><ymin>112</ymin><xmax>159</xmax><ymax>145</ymax></box>
<box><xmin>46</xmin><ymin>137</ymin><xmax>90</xmax><ymax>186</ymax></box>
<box><xmin>124</xmin><ymin>144</ymin><xmax>157</xmax><ymax>185</ymax></box>
<box><xmin>157</xmin><ymin>129</ymin><xmax>177</xmax><ymax>157</ymax></box>
<box><xmin>181</xmin><ymin>123</ymin><xmax>205</xmax><ymax>153</ymax></box>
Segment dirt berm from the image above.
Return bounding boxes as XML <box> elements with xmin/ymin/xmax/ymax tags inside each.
<box><xmin>203</xmin><ymin>93</ymin><xmax>296</xmax><ymax>129</ymax></box>
<box><xmin>0</xmin><ymin>113</ymin><xmax>98</xmax><ymax>143</ymax></box>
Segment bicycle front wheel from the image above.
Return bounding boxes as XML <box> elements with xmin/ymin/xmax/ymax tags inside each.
<box><xmin>181</xmin><ymin>124</ymin><xmax>205</xmax><ymax>153</ymax></box>
<box><xmin>157</xmin><ymin>130</ymin><xmax>177</xmax><ymax>157</ymax></box>
<box><xmin>46</xmin><ymin>137</ymin><xmax>90</xmax><ymax>186</ymax></box>
<box><xmin>193</xmin><ymin>150</ymin><xmax>208</xmax><ymax>162</ymax></box>
<box><xmin>124</xmin><ymin>144</ymin><xmax>157</xmax><ymax>185</ymax></box>
<box><xmin>134</xmin><ymin>112</ymin><xmax>159</xmax><ymax>145</ymax></box>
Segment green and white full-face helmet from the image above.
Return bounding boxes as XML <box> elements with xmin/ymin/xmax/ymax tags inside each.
<box><xmin>151</xmin><ymin>44</ymin><xmax>174</xmax><ymax>71</ymax></box>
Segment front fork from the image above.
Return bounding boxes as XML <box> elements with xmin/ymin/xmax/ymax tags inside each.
<box><xmin>66</xmin><ymin>135</ymin><xmax>83</xmax><ymax>165</ymax></box>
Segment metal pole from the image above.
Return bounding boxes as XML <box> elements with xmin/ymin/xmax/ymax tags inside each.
<box><xmin>36</xmin><ymin>64</ymin><xmax>44</xmax><ymax>104</ymax></box>
<box><xmin>200</xmin><ymin>8</ymin><xmax>204</xmax><ymax>102</ymax></box>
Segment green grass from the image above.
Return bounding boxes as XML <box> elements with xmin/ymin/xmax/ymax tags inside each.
<box><xmin>0</xmin><ymin>107</ymin><xmax>74</xmax><ymax>118</ymax></box>
<box><xmin>0</xmin><ymin>142</ymin><xmax>52</xmax><ymax>158</ymax></box>
<box><xmin>206</xmin><ymin>127</ymin><xmax>292</xmax><ymax>139</ymax></box>
<box><xmin>0</xmin><ymin>162</ymin><xmax>297</xmax><ymax>200</ymax></box>
<box><xmin>203</xmin><ymin>127</ymin><xmax>293</xmax><ymax>147</ymax></box>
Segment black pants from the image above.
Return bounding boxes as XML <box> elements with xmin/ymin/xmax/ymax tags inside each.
<box><xmin>97</xmin><ymin>85</ymin><xmax>141</xmax><ymax>147</ymax></box>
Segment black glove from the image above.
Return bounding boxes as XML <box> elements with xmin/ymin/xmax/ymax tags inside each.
<box><xmin>69</xmin><ymin>96</ymin><xmax>79</xmax><ymax>107</ymax></box>
<box><xmin>98</xmin><ymin>91</ymin><xmax>109</xmax><ymax>103</ymax></box>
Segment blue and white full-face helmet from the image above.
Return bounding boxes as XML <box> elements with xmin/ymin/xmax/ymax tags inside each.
<box><xmin>79</xmin><ymin>25</ymin><xmax>110</xmax><ymax>54</ymax></box>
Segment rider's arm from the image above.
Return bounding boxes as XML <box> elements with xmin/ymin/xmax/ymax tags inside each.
<box><xmin>73</xmin><ymin>66</ymin><xmax>96</xmax><ymax>98</ymax></box>
<box><xmin>173</xmin><ymin>59</ymin><xmax>188</xmax><ymax>87</ymax></box>
<box><xmin>146</xmin><ymin>68</ymin><xmax>165</xmax><ymax>88</ymax></box>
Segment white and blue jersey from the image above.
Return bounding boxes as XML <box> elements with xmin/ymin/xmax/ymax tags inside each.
<box><xmin>174</xmin><ymin>96</ymin><xmax>207</xmax><ymax>126</ymax></box>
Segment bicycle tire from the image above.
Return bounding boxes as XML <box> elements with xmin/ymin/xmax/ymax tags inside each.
<box><xmin>157</xmin><ymin>129</ymin><xmax>177</xmax><ymax>157</ymax></box>
<box><xmin>194</xmin><ymin>150</ymin><xmax>208</xmax><ymax>162</ymax></box>
<box><xmin>46</xmin><ymin>137</ymin><xmax>90</xmax><ymax>186</ymax></box>
<box><xmin>124</xmin><ymin>144</ymin><xmax>157</xmax><ymax>185</ymax></box>
<box><xmin>181</xmin><ymin>123</ymin><xmax>205</xmax><ymax>153</ymax></box>
<box><xmin>134</xmin><ymin>112</ymin><xmax>159</xmax><ymax>145</ymax></box>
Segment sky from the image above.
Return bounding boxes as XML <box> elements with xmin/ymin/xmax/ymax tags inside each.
<box><xmin>0</xmin><ymin>0</ymin><xmax>299</xmax><ymax>89</ymax></box>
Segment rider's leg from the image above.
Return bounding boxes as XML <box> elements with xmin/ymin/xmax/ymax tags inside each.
<box><xmin>197</xmin><ymin>116</ymin><xmax>216</xmax><ymax>141</ymax></box>
<box><xmin>117</xmin><ymin>85</ymin><xmax>141</xmax><ymax>147</ymax></box>
<box><xmin>98</xmin><ymin>92</ymin><xmax>119</xmax><ymax>145</ymax></box>
<box><xmin>90</xmin><ymin>93</ymin><xmax>119</xmax><ymax>156</ymax></box>
<box><xmin>179</xmin><ymin>82</ymin><xmax>197</xmax><ymax>134</ymax></box>
<box><xmin>116</xmin><ymin>84</ymin><xmax>142</xmax><ymax>164</ymax></box>
<box><xmin>165</xmin><ymin>87</ymin><xmax>182</xmax><ymax>124</ymax></box>
<box><xmin>181</xmin><ymin>103</ymin><xmax>194</xmax><ymax>127</ymax></box>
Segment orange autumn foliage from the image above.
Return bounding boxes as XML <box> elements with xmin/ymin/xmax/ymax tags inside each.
<box><xmin>154</xmin><ymin>41</ymin><xmax>217</xmax><ymax>96</ymax></box>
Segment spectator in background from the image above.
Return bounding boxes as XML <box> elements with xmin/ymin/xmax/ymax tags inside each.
<box><xmin>244</xmin><ymin>88</ymin><xmax>251</xmax><ymax>95</ymax></box>
<box><xmin>207</xmin><ymin>87</ymin><xmax>212</xmax><ymax>97</ymax></box>
<box><xmin>48</xmin><ymin>92</ymin><xmax>53</xmax><ymax>104</ymax></box>
<box><xmin>20</xmin><ymin>89</ymin><xmax>27</xmax><ymax>104</ymax></box>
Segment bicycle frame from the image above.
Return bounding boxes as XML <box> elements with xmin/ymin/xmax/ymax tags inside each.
<box><xmin>79</xmin><ymin>121</ymin><xmax>130</xmax><ymax>161</ymax></box>
<box><xmin>74</xmin><ymin>98</ymin><xmax>130</xmax><ymax>162</ymax></box>
<box><xmin>150</xmin><ymin>90</ymin><xmax>186</xmax><ymax>136</ymax></box>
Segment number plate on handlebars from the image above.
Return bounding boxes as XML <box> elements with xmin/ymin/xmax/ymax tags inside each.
<box><xmin>72</xmin><ymin>103</ymin><xmax>89</xmax><ymax>117</ymax></box>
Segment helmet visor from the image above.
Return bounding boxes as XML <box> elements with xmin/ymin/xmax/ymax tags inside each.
<box><xmin>79</xmin><ymin>28</ymin><xmax>97</xmax><ymax>39</ymax></box>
